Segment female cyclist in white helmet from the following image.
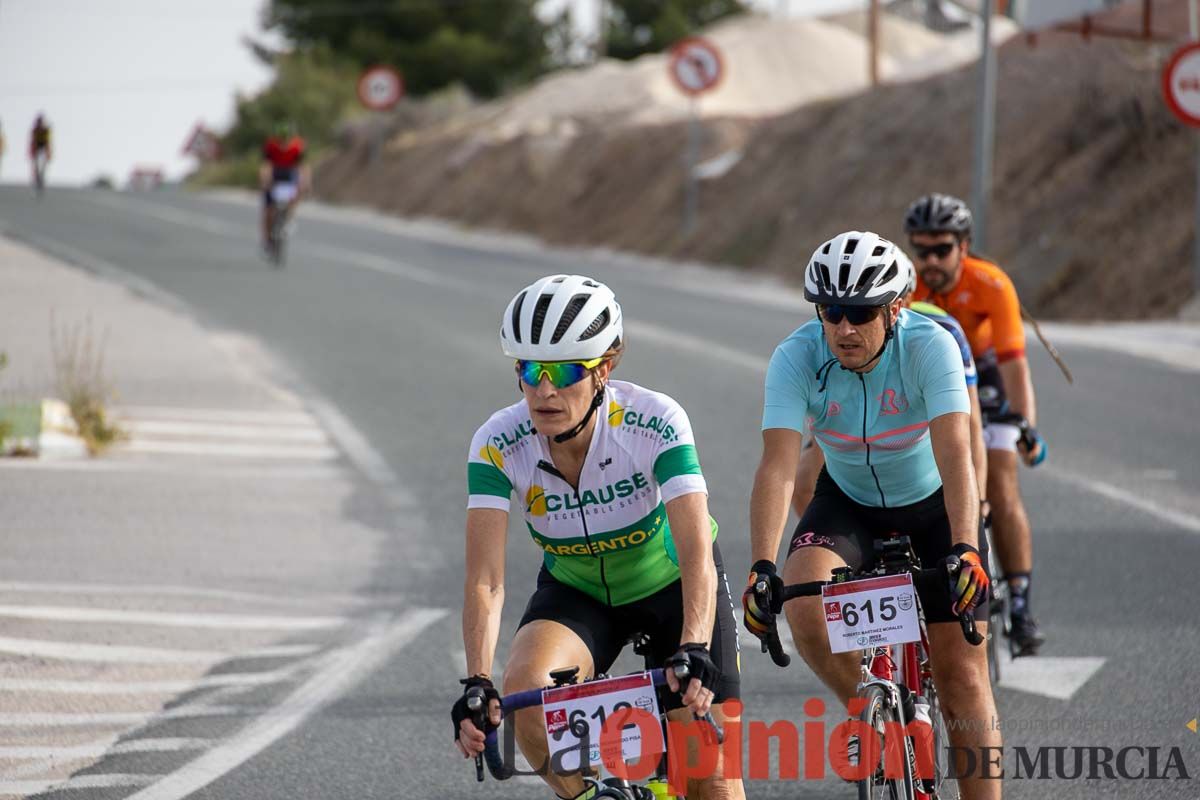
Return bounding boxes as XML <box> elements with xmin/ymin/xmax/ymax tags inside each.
<box><xmin>453</xmin><ymin>274</ymin><xmax>745</xmax><ymax>800</ymax></box>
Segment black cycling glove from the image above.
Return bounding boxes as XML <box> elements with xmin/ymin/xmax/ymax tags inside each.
<box><xmin>664</xmin><ymin>643</ymin><xmax>721</xmax><ymax>692</ymax></box>
<box><xmin>451</xmin><ymin>675</ymin><xmax>501</xmax><ymax>742</ymax></box>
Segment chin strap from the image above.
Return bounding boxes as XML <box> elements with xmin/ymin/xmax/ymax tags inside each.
<box><xmin>552</xmin><ymin>385</ymin><xmax>606</xmax><ymax>444</ymax></box>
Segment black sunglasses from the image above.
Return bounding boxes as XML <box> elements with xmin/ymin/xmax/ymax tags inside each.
<box><xmin>911</xmin><ymin>242</ymin><xmax>957</xmax><ymax>260</ymax></box>
<box><xmin>818</xmin><ymin>304</ymin><xmax>883</xmax><ymax>326</ymax></box>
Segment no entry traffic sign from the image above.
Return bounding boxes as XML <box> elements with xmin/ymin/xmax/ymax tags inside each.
<box><xmin>668</xmin><ymin>37</ymin><xmax>724</xmax><ymax>97</ymax></box>
<box><xmin>358</xmin><ymin>66</ymin><xmax>405</xmax><ymax>112</ymax></box>
<box><xmin>1164</xmin><ymin>42</ymin><xmax>1200</xmax><ymax>128</ymax></box>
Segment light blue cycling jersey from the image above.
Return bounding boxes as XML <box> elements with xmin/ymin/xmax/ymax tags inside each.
<box><xmin>763</xmin><ymin>309</ymin><xmax>969</xmax><ymax>507</ymax></box>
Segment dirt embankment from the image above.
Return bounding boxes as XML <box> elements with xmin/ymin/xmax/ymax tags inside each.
<box><xmin>317</xmin><ymin>17</ymin><xmax>1194</xmax><ymax>320</ymax></box>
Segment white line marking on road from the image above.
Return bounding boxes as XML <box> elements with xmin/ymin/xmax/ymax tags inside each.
<box><xmin>0</xmin><ymin>706</ymin><xmax>242</xmax><ymax>728</ymax></box>
<box><xmin>122</xmin><ymin>420</ymin><xmax>328</xmax><ymax>444</ymax></box>
<box><xmin>0</xmin><ymin>636</ymin><xmax>318</xmax><ymax>664</ymax></box>
<box><xmin>0</xmin><ymin>738</ymin><xmax>209</xmax><ymax>759</ymax></box>
<box><xmin>85</xmin><ymin>191</ymin><xmax>244</xmax><ymax>237</ymax></box>
<box><xmin>0</xmin><ymin>773</ymin><xmax>157</xmax><ymax>794</ymax></box>
<box><xmin>0</xmin><ymin>580</ymin><xmax>398</xmax><ymax>609</ymax></box>
<box><xmin>119</xmin><ymin>440</ymin><xmax>340</xmax><ymax>460</ymax></box>
<box><xmin>309</xmin><ymin>244</ymin><xmax>480</xmax><ymax>292</ymax></box>
<box><xmin>115</xmin><ymin>406</ymin><xmax>317</xmax><ymax>427</ymax></box>
<box><xmin>303</xmin><ymin>395</ymin><xmax>399</xmax><ymax>489</ymax></box>
<box><xmin>996</xmin><ymin>648</ymin><xmax>1107</xmax><ymax>701</ymax></box>
<box><xmin>1038</xmin><ymin>323</ymin><xmax>1200</xmax><ymax>375</ymax></box>
<box><xmin>1049</xmin><ymin>472</ymin><xmax>1200</xmax><ymax>535</ymax></box>
<box><xmin>0</xmin><ymin>606</ymin><xmax>344</xmax><ymax>631</ymax></box>
<box><xmin>627</xmin><ymin>321</ymin><xmax>770</xmax><ymax>372</ymax></box>
<box><xmin>121</xmin><ymin>608</ymin><xmax>447</xmax><ymax>800</ymax></box>
<box><xmin>0</xmin><ymin>666</ymin><xmax>299</xmax><ymax>695</ymax></box>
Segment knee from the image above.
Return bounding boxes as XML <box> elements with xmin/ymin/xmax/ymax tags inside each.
<box><xmin>935</xmin><ymin>667</ymin><xmax>993</xmax><ymax>722</ymax></box>
<box><xmin>784</xmin><ymin>599</ymin><xmax>829</xmax><ymax>660</ymax></box>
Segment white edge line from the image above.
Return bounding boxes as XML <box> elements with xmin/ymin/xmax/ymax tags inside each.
<box><xmin>0</xmin><ymin>606</ymin><xmax>345</xmax><ymax>631</ymax></box>
<box><xmin>0</xmin><ymin>666</ymin><xmax>298</xmax><ymax>694</ymax></box>
<box><xmin>0</xmin><ymin>739</ymin><xmax>209</xmax><ymax>760</ymax></box>
<box><xmin>122</xmin><ymin>608</ymin><xmax>447</xmax><ymax>800</ymax></box>
<box><xmin>0</xmin><ymin>774</ymin><xmax>157</xmax><ymax>793</ymax></box>
<box><xmin>1048</xmin><ymin>472</ymin><xmax>1200</xmax><ymax>535</ymax></box>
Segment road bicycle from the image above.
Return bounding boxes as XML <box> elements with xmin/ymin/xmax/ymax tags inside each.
<box><xmin>265</xmin><ymin>182</ymin><xmax>299</xmax><ymax>268</ymax></box>
<box><xmin>32</xmin><ymin>150</ymin><xmax>49</xmax><ymax>198</ymax></box>
<box><xmin>470</xmin><ymin>633</ymin><xmax>723</xmax><ymax>799</ymax></box>
<box><xmin>760</xmin><ymin>536</ymin><xmax>984</xmax><ymax>800</ymax></box>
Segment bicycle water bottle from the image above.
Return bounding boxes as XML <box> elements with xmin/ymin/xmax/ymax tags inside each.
<box><xmin>646</xmin><ymin>778</ymin><xmax>674</xmax><ymax>800</ymax></box>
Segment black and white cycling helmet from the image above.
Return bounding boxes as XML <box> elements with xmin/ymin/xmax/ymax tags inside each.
<box><xmin>500</xmin><ymin>274</ymin><xmax>623</xmax><ymax>361</ymax></box>
<box><xmin>903</xmin><ymin>193</ymin><xmax>973</xmax><ymax>236</ymax></box>
<box><xmin>897</xmin><ymin>247</ymin><xmax>916</xmax><ymax>297</ymax></box>
<box><xmin>804</xmin><ymin>231</ymin><xmax>908</xmax><ymax>307</ymax></box>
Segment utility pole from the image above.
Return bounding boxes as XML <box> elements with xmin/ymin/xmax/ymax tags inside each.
<box><xmin>970</xmin><ymin>0</ymin><xmax>997</xmax><ymax>252</ymax></box>
<box><xmin>869</xmin><ymin>0</ymin><xmax>880</xmax><ymax>86</ymax></box>
<box><xmin>596</xmin><ymin>0</ymin><xmax>607</xmax><ymax>62</ymax></box>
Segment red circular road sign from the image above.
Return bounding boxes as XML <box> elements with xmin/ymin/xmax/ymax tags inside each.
<box><xmin>1164</xmin><ymin>42</ymin><xmax>1200</xmax><ymax>128</ymax></box>
<box><xmin>668</xmin><ymin>37</ymin><xmax>724</xmax><ymax>97</ymax></box>
<box><xmin>357</xmin><ymin>66</ymin><xmax>405</xmax><ymax>111</ymax></box>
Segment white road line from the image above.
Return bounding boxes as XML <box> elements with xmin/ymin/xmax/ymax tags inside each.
<box><xmin>122</xmin><ymin>420</ymin><xmax>329</xmax><ymax>444</ymax></box>
<box><xmin>119</xmin><ymin>440</ymin><xmax>340</xmax><ymax>460</ymax></box>
<box><xmin>0</xmin><ymin>706</ymin><xmax>242</xmax><ymax>728</ymax></box>
<box><xmin>304</xmin><ymin>395</ymin><xmax>399</xmax><ymax>489</ymax></box>
<box><xmin>0</xmin><ymin>773</ymin><xmax>157</xmax><ymax>794</ymax></box>
<box><xmin>123</xmin><ymin>608</ymin><xmax>447</xmax><ymax>800</ymax></box>
<box><xmin>0</xmin><ymin>636</ymin><xmax>318</xmax><ymax>664</ymax></box>
<box><xmin>0</xmin><ymin>582</ymin><xmax>384</xmax><ymax>606</ymax></box>
<box><xmin>309</xmin><ymin>244</ymin><xmax>480</xmax><ymax>293</ymax></box>
<box><xmin>628</xmin><ymin>320</ymin><xmax>770</xmax><ymax>372</ymax></box>
<box><xmin>115</xmin><ymin>406</ymin><xmax>317</xmax><ymax>427</ymax></box>
<box><xmin>1048</xmin><ymin>472</ymin><xmax>1200</xmax><ymax>536</ymax></box>
<box><xmin>0</xmin><ymin>606</ymin><xmax>345</xmax><ymax>631</ymax></box>
<box><xmin>0</xmin><ymin>738</ymin><xmax>209</xmax><ymax>759</ymax></box>
<box><xmin>85</xmin><ymin>191</ymin><xmax>244</xmax><ymax>237</ymax></box>
<box><xmin>0</xmin><ymin>666</ymin><xmax>299</xmax><ymax>695</ymax></box>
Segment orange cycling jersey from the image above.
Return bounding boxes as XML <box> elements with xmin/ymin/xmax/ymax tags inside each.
<box><xmin>911</xmin><ymin>254</ymin><xmax>1025</xmax><ymax>363</ymax></box>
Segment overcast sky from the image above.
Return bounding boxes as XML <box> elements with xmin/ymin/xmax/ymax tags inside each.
<box><xmin>0</xmin><ymin>0</ymin><xmax>940</xmax><ymax>186</ymax></box>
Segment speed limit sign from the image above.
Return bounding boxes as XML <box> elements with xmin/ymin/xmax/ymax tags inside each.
<box><xmin>357</xmin><ymin>66</ymin><xmax>405</xmax><ymax>112</ymax></box>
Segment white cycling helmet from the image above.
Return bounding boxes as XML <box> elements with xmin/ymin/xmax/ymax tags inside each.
<box><xmin>804</xmin><ymin>231</ymin><xmax>908</xmax><ymax>307</ymax></box>
<box><xmin>500</xmin><ymin>274</ymin><xmax>623</xmax><ymax>361</ymax></box>
<box><xmin>897</xmin><ymin>247</ymin><xmax>916</xmax><ymax>297</ymax></box>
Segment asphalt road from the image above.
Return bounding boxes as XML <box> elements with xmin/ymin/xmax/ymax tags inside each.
<box><xmin>1</xmin><ymin>186</ymin><xmax>1198</xmax><ymax>799</ymax></box>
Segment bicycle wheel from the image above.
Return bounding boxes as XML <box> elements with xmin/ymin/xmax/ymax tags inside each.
<box><xmin>984</xmin><ymin>522</ymin><xmax>1005</xmax><ymax>685</ymax></box>
<box><xmin>269</xmin><ymin>213</ymin><xmax>286</xmax><ymax>268</ymax></box>
<box><xmin>926</xmin><ymin>689</ymin><xmax>959</xmax><ymax>800</ymax></box>
<box><xmin>857</xmin><ymin>685</ymin><xmax>913</xmax><ymax>800</ymax></box>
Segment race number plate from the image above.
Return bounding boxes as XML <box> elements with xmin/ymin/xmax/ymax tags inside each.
<box><xmin>822</xmin><ymin>573</ymin><xmax>920</xmax><ymax>654</ymax></box>
<box><xmin>541</xmin><ymin>672</ymin><xmax>662</xmax><ymax>772</ymax></box>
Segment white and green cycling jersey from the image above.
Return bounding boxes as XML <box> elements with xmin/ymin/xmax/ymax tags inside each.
<box><xmin>467</xmin><ymin>380</ymin><xmax>715</xmax><ymax>606</ymax></box>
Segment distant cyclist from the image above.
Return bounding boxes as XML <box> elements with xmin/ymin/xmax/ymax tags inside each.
<box><xmin>259</xmin><ymin>121</ymin><xmax>309</xmax><ymax>254</ymax></box>
<box><xmin>904</xmin><ymin>193</ymin><xmax>1046</xmax><ymax>656</ymax></box>
<box><xmin>744</xmin><ymin>231</ymin><xmax>1000</xmax><ymax>800</ymax></box>
<box><xmin>29</xmin><ymin>114</ymin><xmax>52</xmax><ymax>193</ymax></box>
<box><xmin>791</xmin><ymin>249</ymin><xmax>988</xmax><ymax>520</ymax></box>
<box><xmin>454</xmin><ymin>275</ymin><xmax>745</xmax><ymax>800</ymax></box>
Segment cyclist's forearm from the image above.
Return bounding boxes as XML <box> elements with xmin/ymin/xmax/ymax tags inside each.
<box><xmin>750</xmin><ymin>459</ymin><xmax>794</xmax><ymax>565</ymax></box>
<box><xmin>668</xmin><ymin>493</ymin><xmax>716</xmax><ymax>645</ymax></box>
<box><xmin>967</xmin><ymin>385</ymin><xmax>987</xmax><ymax>500</ymax></box>
<box><xmin>999</xmin><ymin>357</ymin><xmax>1036</xmax><ymax>426</ymax></box>
<box><xmin>462</xmin><ymin>583</ymin><xmax>504</xmax><ymax>677</ymax></box>
<box><xmin>929</xmin><ymin>412</ymin><xmax>980</xmax><ymax>549</ymax></box>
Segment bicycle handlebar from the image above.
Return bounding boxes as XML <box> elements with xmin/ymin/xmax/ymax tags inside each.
<box><xmin>760</xmin><ymin>564</ymin><xmax>984</xmax><ymax>668</ymax></box>
<box><xmin>474</xmin><ymin>666</ymin><xmax>724</xmax><ymax>782</ymax></box>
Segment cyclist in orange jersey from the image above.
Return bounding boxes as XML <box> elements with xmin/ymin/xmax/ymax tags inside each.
<box><xmin>904</xmin><ymin>193</ymin><xmax>1046</xmax><ymax>657</ymax></box>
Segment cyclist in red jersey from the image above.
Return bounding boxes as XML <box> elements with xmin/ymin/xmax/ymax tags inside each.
<box><xmin>259</xmin><ymin>122</ymin><xmax>310</xmax><ymax>253</ymax></box>
<box><xmin>904</xmin><ymin>193</ymin><xmax>1047</xmax><ymax>657</ymax></box>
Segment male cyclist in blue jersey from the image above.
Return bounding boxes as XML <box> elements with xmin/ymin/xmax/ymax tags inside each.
<box><xmin>791</xmin><ymin>249</ymin><xmax>988</xmax><ymax>518</ymax></box>
<box><xmin>743</xmin><ymin>232</ymin><xmax>1000</xmax><ymax>800</ymax></box>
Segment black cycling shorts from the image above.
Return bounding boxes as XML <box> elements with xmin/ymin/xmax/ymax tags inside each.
<box><xmin>976</xmin><ymin>355</ymin><xmax>1008</xmax><ymax>418</ymax></box>
<box><xmin>787</xmin><ymin>468</ymin><xmax>989</xmax><ymax>624</ymax></box>
<box><xmin>517</xmin><ymin>541</ymin><xmax>740</xmax><ymax>709</ymax></box>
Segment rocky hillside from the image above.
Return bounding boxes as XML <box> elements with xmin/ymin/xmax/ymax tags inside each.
<box><xmin>316</xmin><ymin>4</ymin><xmax>1194</xmax><ymax>320</ymax></box>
